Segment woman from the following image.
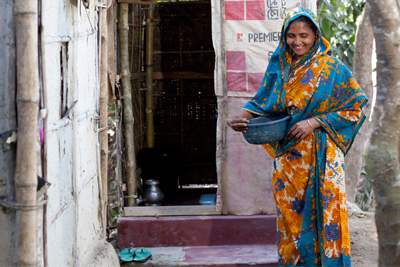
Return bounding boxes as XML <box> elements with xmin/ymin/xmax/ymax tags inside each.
<box><xmin>228</xmin><ymin>7</ymin><xmax>367</xmax><ymax>267</ymax></box>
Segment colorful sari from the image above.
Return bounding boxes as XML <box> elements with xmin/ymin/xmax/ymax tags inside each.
<box><xmin>243</xmin><ymin>8</ymin><xmax>367</xmax><ymax>267</ymax></box>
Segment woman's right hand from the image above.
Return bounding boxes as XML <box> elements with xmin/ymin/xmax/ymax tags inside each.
<box><xmin>227</xmin><ymin>116</ymin><xmax>250</xmax><ymax>132</ymax></box>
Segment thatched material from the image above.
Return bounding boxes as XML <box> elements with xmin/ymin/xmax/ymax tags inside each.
<box><xmin>152</xmin><ymin>2</ymin><xmax>217</xmax><ymax>185</ymax></box>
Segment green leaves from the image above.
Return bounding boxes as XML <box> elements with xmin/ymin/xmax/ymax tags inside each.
<box><xmin>349</xmin><ymin>34</ymin><xmax>356</xmax><ymax>44</ymax></box>
<box><xmin>321</xmin><ymin>18</ymin><xmax>332</xmax><ymax>39</ymax></box>
<box><xmin>340</xmin><ymin>22</ymin><xmax>350</xmax><ymax>31</ymax></box>
<box><xmin>324</xmin><ymin>13</ymin><xmax>337</xmax><ymax>23</ymax></box>
<box><xmin>317</xmin><ymin>0</ymin><xmax>365</xmax><ymax>71</ymax></box>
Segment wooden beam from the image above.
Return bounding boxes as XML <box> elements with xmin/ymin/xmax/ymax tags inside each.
<box><xmin>153</xmin><ymin>71</ymin><xmax>214</xmax><ymax>80</ymax></box>
<box><xmin>124</xmin><ymin>205</ymin><xmax>221</xmax><ymax>217</ymax></box>
<box><xmin>130</xmin><ymin>72</ymin><xmax>145</xmax><ymax>81</ymax></box>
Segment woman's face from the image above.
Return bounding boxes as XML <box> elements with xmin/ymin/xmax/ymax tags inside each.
<box><xmin>285</xmin><ymin>21</ymin><xmax>316</xmax><ymax>59</ymax></box>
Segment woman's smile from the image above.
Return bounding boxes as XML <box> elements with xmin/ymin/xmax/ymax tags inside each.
<box><xmin>292</xmin><ymin>44</ymin><xmax>306</xmax><ymax>52</ymax></box>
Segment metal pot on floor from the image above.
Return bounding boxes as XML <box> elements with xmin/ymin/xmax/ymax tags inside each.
<box><xmin>142</xmin><ymin>179</ymin><xmax>164</xmax><ymax>206</ymax></box>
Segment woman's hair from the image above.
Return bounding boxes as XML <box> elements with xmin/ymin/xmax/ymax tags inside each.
<box><xmin>287</xmin><ymin>15</ymin><xmax>318</xmax><ymax>35</ymax></box>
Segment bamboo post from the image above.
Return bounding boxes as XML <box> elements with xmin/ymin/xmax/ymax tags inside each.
<box><xmin>138</xmin><ymin>7</ymin><xmax>144</xmax><ymax>149</ymax></box>
<box><xmin>100</xmin><ymin>0</ymin><xmax>108</xmax><ymax>230</ymax></box>
<box><xmin>14</xmin><ymin>0</ymin><xmax>39</xmax><ymax>265</ymax></box>
<box><xmin>220</xmin><ymin>1</ymin><xmax>228</xmax><ymax>215</ymax></box>
<box><xmin>145</xmin><ymin>4</ymin><xmax>155</xmax><ymax>148</ymax></box>
<box><xmin>119</xmin><ymin>3</ymin><xmax>137</xmax><ymax>206</ymax></box>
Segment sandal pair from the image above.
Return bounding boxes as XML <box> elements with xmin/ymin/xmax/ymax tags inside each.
<box><xmin>119</xmin><ymin>247</ymin><xmax>152</xmax><ymax>263</ymax></box>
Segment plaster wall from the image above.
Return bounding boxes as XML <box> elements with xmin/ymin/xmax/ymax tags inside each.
<box><xmin>41</xmin><ymin>0</ymin><xmax>118</xmax><ymax>266</ymax></box>
<box><xmin>0</xmin><ymin>1</ymin><xmax>16</xmax><ymax>265</ymax></box>
<box><xmin>219</xmin><ymin>98</ymin><xmax>276</xmax><ymax>215</ymax></box>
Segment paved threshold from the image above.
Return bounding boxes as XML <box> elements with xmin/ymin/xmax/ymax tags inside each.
<box><xmin>121</xmin><ymin>244</ymin><xmax>278</xmax><ymax>266</ymax></box>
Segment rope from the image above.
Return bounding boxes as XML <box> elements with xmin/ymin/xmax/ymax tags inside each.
<box><xmin>0</xmin><ymin>197</ymin><xmax>49</xmax><ymax>211</ymax></box>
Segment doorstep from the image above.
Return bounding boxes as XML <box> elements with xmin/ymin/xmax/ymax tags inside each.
<box><xmin>120</xmin><ymin>244</ymin><xmax>278</xmax><ymax>266</ymax></box>
<box><xmin>117</xmin><ymin>215</ymin><xmax>277</xmax><ymax>248</ymax></box>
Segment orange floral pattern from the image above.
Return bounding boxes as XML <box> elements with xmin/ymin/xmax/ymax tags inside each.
<box><xmin>273</xmin><ymin>134</ymin><xmax>355</xmax><ymax>266</ymax></box>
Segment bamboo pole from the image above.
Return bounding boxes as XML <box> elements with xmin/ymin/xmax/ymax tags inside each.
<box><xmin>100</xmin><ymin>0</ymin><xmax>108</xmax><ymax>231</ymax></box>
<box><xmin>119</xmin><ymin>3</ymin><xmax>137</xmax><ymax>206</ymax></box>
<box><xmin>14</xmin><ymin>0</ymin><xmax>39</xmax><ymax>265</ymax></box>
<box><xmin>138</xmin><ymin>7</ymin><xmax>144</xmax><ymax>149</ymax></box>
<box><xmin>220</xmin><ymin>1</ymin><xmax>228</xmax><ymax>215</ymax></box>
<box><xmin>145</xmin><ymin>4</ymin><xmax>155</xmax><ymax>148</ymax></box>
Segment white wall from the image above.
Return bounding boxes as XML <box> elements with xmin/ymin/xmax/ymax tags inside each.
<box><xmin>218</xmin><ymin>98</ymin><xmax>276</xmax><ymax>215</ymax></box>
<box><xmin>41</xmin><ymin>0</ymin><xmax>118</xmax><ymax>266</ymax></box>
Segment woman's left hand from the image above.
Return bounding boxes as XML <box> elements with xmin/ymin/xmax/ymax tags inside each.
<box><xmin>287</xmin><ymin>118</ymin><xmax>318</xmax><ymax>141</ymax></box>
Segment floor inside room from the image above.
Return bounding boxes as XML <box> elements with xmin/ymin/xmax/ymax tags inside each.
<box><xmin>137</xmin><ymin>186</ymin><xmax>217</xmax><ymax>206</ymax></box>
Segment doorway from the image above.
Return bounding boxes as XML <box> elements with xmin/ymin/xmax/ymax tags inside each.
<box><xmin>131</xmin><ymin>0</ymin><xmax>218</xmax><ymax>210</ymax></box>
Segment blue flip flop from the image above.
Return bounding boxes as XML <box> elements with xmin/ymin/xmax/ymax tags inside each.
<box><xmin>119</xmin><ymin>247</ymin><xmax>135</xmax><ymax>262</ymax></box>
<box><xmin>132</xmin><ymin>248</ymin><xmax>152</xmax><ymax>262</ymax></box>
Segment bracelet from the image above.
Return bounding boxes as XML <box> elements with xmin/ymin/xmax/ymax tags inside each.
<box><xmin>307</xmin><ymin>119</ymin><xmax>315</xmax><ymax>129</ymax></box>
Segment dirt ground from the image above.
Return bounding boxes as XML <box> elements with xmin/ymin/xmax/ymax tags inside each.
<box><xmin>347</xmin><ymin>202</ymin><xmax>378</xmax><ymax>267</ymax></box>
<box><xmin>110</xmin><ymin>202</ymin><xmax>379</xmax><ymax>266</ymax></box>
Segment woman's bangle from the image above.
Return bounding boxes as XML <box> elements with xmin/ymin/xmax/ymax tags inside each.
<box><xmin>307</xmin><ymin>119</ymin><xmax>315</xmax><ymax>129</ymax></box>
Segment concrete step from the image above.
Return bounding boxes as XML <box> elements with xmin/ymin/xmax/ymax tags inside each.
<box><xmin>120</xmin><ymin>244</ymin><xmax>278</xmax><ymax>266</ymax></box>
<box><xmin>118</xmin><ymin>215</ymin><xmax>277</xmax><ymax>248</ymax></box>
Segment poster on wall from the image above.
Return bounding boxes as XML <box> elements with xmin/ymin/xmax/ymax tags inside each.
<box><xmin>212</xmin><ymin>0</ymin><xmax>316</xmax><ymax>97</ymax></box>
